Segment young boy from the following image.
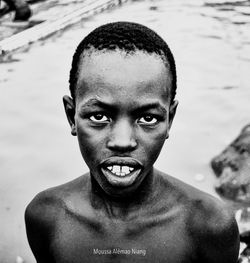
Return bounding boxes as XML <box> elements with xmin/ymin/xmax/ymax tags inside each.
<box><xmin>25</xmin><ymin>22</ymin><xmax>239</xmax><ymax>263</ymax></box>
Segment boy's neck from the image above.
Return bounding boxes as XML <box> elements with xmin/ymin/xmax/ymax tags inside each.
<box><xmin>89</xmin><ymin>168</ymin><xmax>158</xmax><ymax>218</ymax></box>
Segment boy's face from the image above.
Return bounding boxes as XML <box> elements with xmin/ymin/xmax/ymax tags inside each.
<box><xmin>64</xmin><ymin>50</ymin><xmax>177</xmax><ymax>197</ymax></box>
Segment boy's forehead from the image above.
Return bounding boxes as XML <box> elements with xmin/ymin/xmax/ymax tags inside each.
<box><xmin>80</xmin><ymin>48</ymin><xmax>167</xmax><ymax>70</ymax></box>
<box><xmin>76</xmin><ymin>49</ymin><xmax>172</xmax><ymax>100</ymax></box>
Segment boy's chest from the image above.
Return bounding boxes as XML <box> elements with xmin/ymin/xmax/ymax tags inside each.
<box><xmin>50</xmin><ymin>211</ymin><xmax>197</xmax><ymax>263</ymax></box>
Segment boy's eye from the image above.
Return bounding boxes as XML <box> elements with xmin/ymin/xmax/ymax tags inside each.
<box><xmin>89</xmin><ymin>114</ymin><xmax>110</xmax><ymax>123</ymax></box>
<box><xmin>138</xmin><ymin>115</ymin><xmax>158</xmax><ymax>125</ymax></box>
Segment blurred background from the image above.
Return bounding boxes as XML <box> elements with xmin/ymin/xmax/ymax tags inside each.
<box><xmin>0</xmin><ymin>0</ymin><xmax>250</xmax><ymax>262</ymax></box>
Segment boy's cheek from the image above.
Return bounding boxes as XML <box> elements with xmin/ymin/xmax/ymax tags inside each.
<box><xmin>139</xmin><ymin>126</ymin><xmax>167</xmax><ymax>145</ymax></box>
<box><xmin>77</xmin><ymin>132</ymin><xmax>101</xmax><ymax>151</ymax></box>
<box><xmin>141</xmin><ymin>132</ymin><xmax>167</xmax><ymax>159</ymax></box>
<box><xmin>76</xmin><ymin>130</ymin><xmax>106</xmax><ymax>158</ymax></box>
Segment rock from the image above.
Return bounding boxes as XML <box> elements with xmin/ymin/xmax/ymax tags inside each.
<box><xmin>211</xmin><ymin>124</ymin><xmax>250</xmax><ymax>202</ymax></box>
<box><xmin>14</xmin><ymin>4</ymin><xmax>32</xmax><ymax>21</ymax></box>
<box><xmin>239</xmin><ymin>246</ymin><xmax>250</xmax><ymax>263</ymax></box>
<box><xmin>1</xmin><ymin>0</ymin><xmax>31</xmax><ymax>21</ymax></box>
<box><xmin>241</xmin><ymin>231</ymin><xmax>250</xmax><ymax>245</ymax></box>
<box><xmin>236</xmin><ymin>208</ymin><xmax>250</xmax><ymax>234</ymax></box>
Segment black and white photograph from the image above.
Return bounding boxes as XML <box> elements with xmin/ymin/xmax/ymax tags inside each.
<box><xmin>1</xmin><ymin>0</ymin><xmax>250</xmax><ymax>262</ymax></box>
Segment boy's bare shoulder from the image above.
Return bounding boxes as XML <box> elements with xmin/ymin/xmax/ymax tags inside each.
<box><xmin>24</xmin><ymin>175</ymin><xmax>91</xmax><ymax>261</ymax></box>
<box><xmin>25</xmin><ymin>174</ymin><xmax>90</xmax><ymax>226</ymax></box>
<box><xmin>161</xmin><ymin>171</ymin><xmax>238</xmax><ymax>233</ymax></box>
<box><xmin>159</xmin><ymin>171</ymin><xmax>239</xmax><ymax>262</ymax></box>
<box><xmin>186</xmin><ymin>186</ymin><xmax>239</xmax><ymax>262</ymax></box>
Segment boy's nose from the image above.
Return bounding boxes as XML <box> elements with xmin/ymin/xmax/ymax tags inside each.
<box><xmin>107</xmin><ymin>120</ymin><xmax>137</xmax><ymax>152</ymax></box>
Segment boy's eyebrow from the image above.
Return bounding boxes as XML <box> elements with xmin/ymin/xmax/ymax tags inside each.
<box><xmin>132</xmin><ymin>103</ymin><xmax>167</xmax><ymax>115</ymax></box>
<box><xmin>79</xmin><ymin>98</ymin><xmax>115</xmax><ymax>111</ymax></box>
<box><xmin>79</xmin><ymin>98</ymin><xmax>167</xmax><ymax>115</ymax></box>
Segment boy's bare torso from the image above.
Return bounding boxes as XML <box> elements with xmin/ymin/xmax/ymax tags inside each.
<box><xmin>26</xmin><ymin>170</ymin><xmax>238</xmax><ymax>263</ymax></box>
<box><xmin>25</xmin><ymin>22</ymin><xmax>239</xmax><ymax>263</ymax></box>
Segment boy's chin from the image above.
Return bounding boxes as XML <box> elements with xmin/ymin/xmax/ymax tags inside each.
<box><xmin>91</xmin><ymin>168</ymin><xmax>146</xmax><ymax>198</ymax></box>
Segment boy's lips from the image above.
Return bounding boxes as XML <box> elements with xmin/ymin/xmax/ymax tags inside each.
<box><xmin>100</xmin><ymin>157</ymin><xmax>143</xmax><ymax>187</ymax></box>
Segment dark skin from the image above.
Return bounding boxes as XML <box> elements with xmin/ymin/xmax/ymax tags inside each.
<box><xmin>25</xmin><ymin>50</ymin><xmax>239</xmax><ymax>263</ymax></box>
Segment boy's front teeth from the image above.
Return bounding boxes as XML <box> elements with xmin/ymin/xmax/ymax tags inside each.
<box><xmin>107</xmin><ymin>165</ymin><xmax>134</xmax><ymax>176</ymax></box>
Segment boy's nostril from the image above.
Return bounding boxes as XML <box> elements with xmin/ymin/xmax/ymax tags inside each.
<box><xmin>107</xmin><ymin>140</ymin><xmax>137</xmax><ymax>152</ymax></box>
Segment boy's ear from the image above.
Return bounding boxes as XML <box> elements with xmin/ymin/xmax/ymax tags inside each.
<box><xmin>166</xmin><ymin>100</ymin><xmax>178</xmax><ymax>139</ymax></box>
<box><xmin>63</xmin><ymin>95</ymin><xmax>77</xmax><ymax>136</ymax></box>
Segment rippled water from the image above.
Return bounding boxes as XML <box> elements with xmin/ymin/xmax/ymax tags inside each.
<box><xmin>0</xmin><ymin>0</ymin><xmax>250</xmax><ymax>262</ymax></box>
